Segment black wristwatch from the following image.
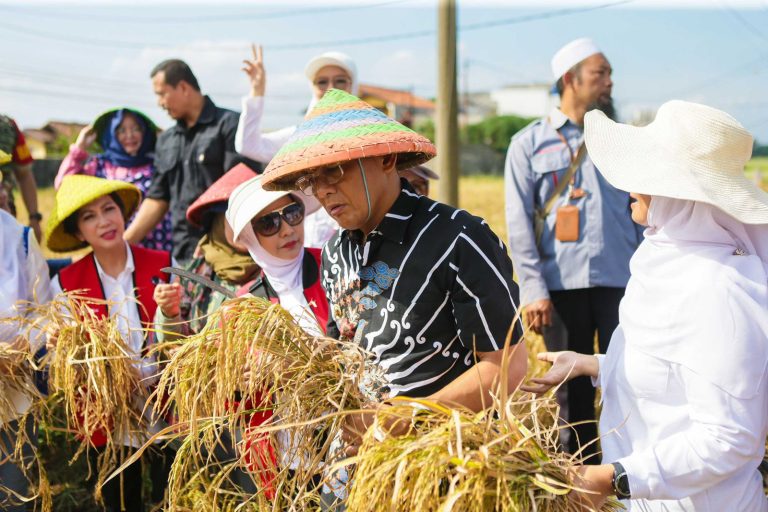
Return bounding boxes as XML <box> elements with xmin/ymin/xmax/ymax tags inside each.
<box><xmin>611</xmin><ymin>462</ymin><xmax>631</xmax><ymax>499</ymax></box>
<box><xmin>28</xmin><ymin>212</ymin><xmax>42</xmax><ymax>222</ymax></box>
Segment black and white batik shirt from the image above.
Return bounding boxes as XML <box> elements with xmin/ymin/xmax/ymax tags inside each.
<box><xmin>321</xmin><ymin>180</ymin><xmax>523</xmax><ymax>399</ymax></box>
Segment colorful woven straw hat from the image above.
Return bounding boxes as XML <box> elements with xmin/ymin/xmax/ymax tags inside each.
<box><xmin>92</xmin><ymin>107</ymin><xmax>158</xmax><ymax>149</ymax></box>
<box><xmin>186</xmin><ymin>163</ymin><xmax>260</xmax><ymax>227</ymax></box>
<box><xmin>0</xmin><ymin>150</ymin><xmax>10</xmax><ymax>165</ymax></box>
<box><xmin>261</xmin><ymin>89</ymin><xmax>436</xmax><ymax>191</ymax></box>
<box><xmin>45</xmin><ymin>175</ymin><xmax>142</xmax><ymax>252</ymax></box>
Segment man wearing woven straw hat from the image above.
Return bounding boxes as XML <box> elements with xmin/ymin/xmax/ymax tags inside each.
<box><xmin>260</xmin><ymin>89</ymin><xmax>527</xmax><ymax>462</ymax></box>
<box><xmin>504</xmin><ymin>37</ymin><xmax>643</xmax><ymax>460</ymax></box>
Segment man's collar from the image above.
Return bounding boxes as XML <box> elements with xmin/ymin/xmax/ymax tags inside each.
<box><xmin>548</xmin><ymin>107</ymin><xmax>571</xmax><ymax>130</ymax></box>
<box><xmin>94</xmin><ymin>241</ymin><xmax>135</xmax><ymax>280</ymax></box>
<box><xmin>176</xmin><ymin>95</ymin><xmax>216</xmax><ymax>130</ymax></box>
<box><xmin>343</xmin><ymin>179</ymin><xmax>420</xmax><ymax>246</ymax></box>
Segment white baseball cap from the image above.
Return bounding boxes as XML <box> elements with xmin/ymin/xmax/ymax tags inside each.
<box><xmin>551</xmin><ymin>37</ymin><xmax>601</xmax><ymax>80</ymax></box>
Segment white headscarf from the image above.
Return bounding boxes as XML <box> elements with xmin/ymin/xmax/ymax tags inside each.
<box><xmin>304</xmin><ymin>51</ymin><xmax>359</xmax><ymax>116</ymax></box>
<box><xmin>238</xmin><ymin>220</ymin><xmax>320</xmax><ymax>335</ymax></box>
<box><xmin>615</xmin><ymin>197</ymin><xmax>768</xmax><ymax>398</ymax></box>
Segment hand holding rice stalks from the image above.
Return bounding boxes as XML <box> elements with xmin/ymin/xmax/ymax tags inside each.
<box><xmin>342</xmin><ymin>393</ymin><xmax>622</xmax><ymax>512</ymax></box>
<box><xmin>151</xmin><ymin>296</ymin><xmax>382</xmax><ymax>508</ymax></box>
<box><xmin>34</xmin><ymin>294</ymin><xmax>148</xmax><ymax>503</ymax></box>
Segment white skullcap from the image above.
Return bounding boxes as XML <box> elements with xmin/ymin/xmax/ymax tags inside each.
<box><xmin>551</xmin><ymin>38</ymin><xmax>601</xmax><ymax>80</ymax></box>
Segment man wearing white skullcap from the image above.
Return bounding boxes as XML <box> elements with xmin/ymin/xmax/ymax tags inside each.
<box><xmin>504</xmin><ymin>38</ymin><xmax>643</xmax><ymax>461</ymax></box>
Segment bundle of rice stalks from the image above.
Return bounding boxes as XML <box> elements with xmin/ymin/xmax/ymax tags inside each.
<box><xmin>164</xmin><ymin>420</ymin><xmax>266</xmax><ymax>512</ymax></box>
<box><xmin>34</xmin><ymin>294</ymin><xmax>148</xmax><ymax>503</ymax></box>
<box><xmin>343</xmin><ymin>393</ymin><xmax>622</xmax><ymax>512</ymax></box>
<box><xmin>151</xmin><ymin>296</ymin><xmax>382</xmax><ymax>509</ymax></box>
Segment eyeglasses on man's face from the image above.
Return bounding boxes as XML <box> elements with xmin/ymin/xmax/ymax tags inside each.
<box><xmin>295</xmin><ymin>164</ymin><xmax>345</xmax><ymax>196</ymax></box>
<box><xmin>251</xmin><ymin>201</ymin><xmax>305</xmax><ymax>237</ymax></box>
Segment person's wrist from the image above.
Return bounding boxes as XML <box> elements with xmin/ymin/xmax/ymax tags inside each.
<box><xmin>161</xmin><ymin>306</ymin><xmax>180</xmax><ymax>318</ymax></box>
<box><xmin>28</xmin><ymin>212</ymin><xmax>42</xmax><ymax>222</ymax></box>
<box><xmin>610</xmin><ymin>462</ymin><xmax>631</xmax><ymax>499</ymax></box>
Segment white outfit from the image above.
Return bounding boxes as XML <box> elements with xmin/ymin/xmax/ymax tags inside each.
<box><xmin>235</xmin><ymin>96</ymin><xmax>296</xmax><ymax>165</ymax></box>
<box><xmin>50</xmin><ymin>243</ymin><xmax>175</xmax><ymax>447</ymax></box>
<box><xmin>597</xmin><ymin>198</ymin><xmax>768</xmax><ymax>511</ymax></box>
<box><xmin>1</xmin><ymin>210</ymin><xmax>51</xmax><ymax>424</ymax></box>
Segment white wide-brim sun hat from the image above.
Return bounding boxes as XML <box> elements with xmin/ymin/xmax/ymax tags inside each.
<box><xmin>226</xmin><ymin>175</ymin><xmax>321</xmax><ymax>242</ymax></box>
<box><xmin>584</xmin><ymin>99</ymin><xmax>768</xmax><ymax>225</ymax></box>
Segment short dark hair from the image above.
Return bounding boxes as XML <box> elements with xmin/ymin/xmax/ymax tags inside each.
<box><xmin>150</xmin><ymin>59</ymin><xmax>200</xmax><ymax>91</ymax></box>
<box><xmin>555</xmin><ymin>62</ymin><xmax>583</xmax><ymax>97</ymax></box>
<box><xmin>63</xmin><ymin>193</ymin><xmax>126</xmax><ymax>237</ymax></box>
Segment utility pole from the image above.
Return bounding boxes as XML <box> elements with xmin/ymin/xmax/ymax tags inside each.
<box><xmin>435</xmin><ymin>0</ymin><xmax>459</xmax><ymax>207</ymax></box>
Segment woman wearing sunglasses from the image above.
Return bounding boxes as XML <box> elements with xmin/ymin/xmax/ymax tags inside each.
<box><xmin>226</xmin><ymin>175</ymin><xmax>329</xmax><ymax>334</ymax></box>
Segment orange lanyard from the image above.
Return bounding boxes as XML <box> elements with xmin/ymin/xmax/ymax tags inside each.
<box><xmin>548</xmin><ymin>118</ymin><xmax>578</xmax><ymax>188</ymax></box>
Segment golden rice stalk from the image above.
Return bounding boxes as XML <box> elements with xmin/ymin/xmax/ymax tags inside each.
<box><xmin>344</xmin><ymin>393</ymin><xmax>622</xmax><ymax>512</ymax></box>
<box><xmin>32</xmin><ymin>294</ymin><xmax>148</xmax><ymax>504</ymax></box>
<box><xmin>151</xmin><ymin>296</ymin><xmax>382</xmax><ymax>509</ymax></box>
<box><xmin>164</xmin><ymin>420</ymin><xmax>268</xmax><ymax>512</ymax></box>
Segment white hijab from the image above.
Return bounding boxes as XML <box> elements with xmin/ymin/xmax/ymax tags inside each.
<box><xmin>616</xmin><ymin>197</ymin><xmax>768</xmax><ymax>398</ymax></box>
<box><xmin>303</xmin><ymin>51</ymin><xmax>359</xmax><ymax>116</ymax></box>
<box><xmin>238</xmin><ymin>222</ymin><xmax>320</xmax><ymax>335</ymax></box>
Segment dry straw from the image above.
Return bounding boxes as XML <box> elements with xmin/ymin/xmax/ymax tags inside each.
<box><xmin>149</xmin><ymin>296</ymin><xmax>382</xmax><ymax>510</ymax></box>
<box><xmin>337</xmin><ymin>327</ymin><xmax>622</xmax><ymax>512</ymax></box>
<box><xmin>0</xmin><ymin>338</ymin><xmax>51</xmax><ymax>512</ymax></box>
<box><xmin>32</xmin><ymin>293</ymin><xmax>148</xmax><ymax>506</ymax></box>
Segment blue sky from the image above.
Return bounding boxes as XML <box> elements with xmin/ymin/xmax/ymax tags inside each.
<box><xmin>3</xmin><ymin>0</ymin><xmax>768</xmax><ymax>142</ymax></box>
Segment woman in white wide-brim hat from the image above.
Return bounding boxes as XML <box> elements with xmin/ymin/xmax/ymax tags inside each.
<box><xmin>234</xmin><ymin>46</ymin><xmax>358</xmax><ymax>248</ymax></box>
<box><xmin>523</xmin><ymin>100</ymin><xmax>768</xmax><ymax>511</ymax></box>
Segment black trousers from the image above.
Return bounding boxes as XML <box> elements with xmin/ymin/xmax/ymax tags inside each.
<box><xmin>545</xmin><ymin>287</ymin><xmax>624</xmax><ymax>463</ymax></box>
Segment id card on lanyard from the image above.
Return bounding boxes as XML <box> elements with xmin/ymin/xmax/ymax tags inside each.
<box><xmin>549</xmin><ymin>119</ymin><xmax>585</xmax><ymax>242</ymax></box>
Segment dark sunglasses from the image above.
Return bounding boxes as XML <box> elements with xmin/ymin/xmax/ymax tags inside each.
<box><xmin>251</xmin><ymin>202</ymin><xmax>305</xmax><ymax>237</ymax></box>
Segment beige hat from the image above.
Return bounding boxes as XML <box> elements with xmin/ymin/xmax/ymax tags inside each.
<box><xmin>585</xmin><ymin>100</ymin><xmax>768</xmax><ymax>224</ymax></box>
<box><xmin>226</xmin><ymin>175</ymin><xmax>321</xmax><ymax>242</ymax></box>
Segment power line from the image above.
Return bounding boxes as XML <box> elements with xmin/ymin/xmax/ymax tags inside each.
<box><xmin>0</xmin><ymin>0</ymin><xmax>634</xmax><ymax>52</ymax></box>
<box><xmin>0</xmin><ymin>0</ymin><xmax>410</xmax><ymax>24</ymax></box>
<box><xmin>720</xmin><ymin>0</ymin><xmax>768</xmax><ymax>45</ymax></box>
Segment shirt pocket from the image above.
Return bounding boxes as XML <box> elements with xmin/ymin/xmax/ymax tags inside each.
<box><xmin>623</xmin><ymin>347</ymin><xmax>670</xmax><ymax>398</ymax></box>
<box><xmin>196</xmin><ymin>133</ymin><xmax>224</xmax><ymax>176</ymax></box>
<box><xmin>530</xmin><ymin>151</ymin><xmax>572</xmax><ymax>206</ymax></box>
<box><xmin>155</xmin><ymin>139</ymin><xmax>181</xmax><ymax>174</ymax></box>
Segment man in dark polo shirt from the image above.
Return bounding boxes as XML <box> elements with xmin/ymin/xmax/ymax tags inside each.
<box><xmin>260</xmin><ymin>90</ymin><xmax>527</xmax><ymax>449</ymax></box>
<box><xmin>125</xmin><ymin>59</ymin><xmax>241</xmax><ymax>262</ymax></box>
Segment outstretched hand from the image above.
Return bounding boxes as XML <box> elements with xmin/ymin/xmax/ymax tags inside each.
<box><xmin>520</xmin><ymin>351</ymin><xmax>597</xmax><ymax>395</ymax></box>
<box><xmin>242</xmin><ymin>43</ymin><xmax>266</xmax><ymax>97</ymax></box>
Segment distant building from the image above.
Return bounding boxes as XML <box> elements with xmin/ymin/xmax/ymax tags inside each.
<box><xmin>490</xmin><ymin>83</ymin><xmax>557</xmax><ymax>119</ymax></box>
<box><xmin>23</xmin><ymin>121</ymin><xmax>86</xmax><ymax>159</ymax></box>
<box><xmin>359</xmin><ymin>84</ymin><xmax>435</xmax><ymax>126</ymax></box>
<box><xmin>461</xmin><ymin>92</ymin><xmax>498</xmax><ymax>125</ymax></box>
